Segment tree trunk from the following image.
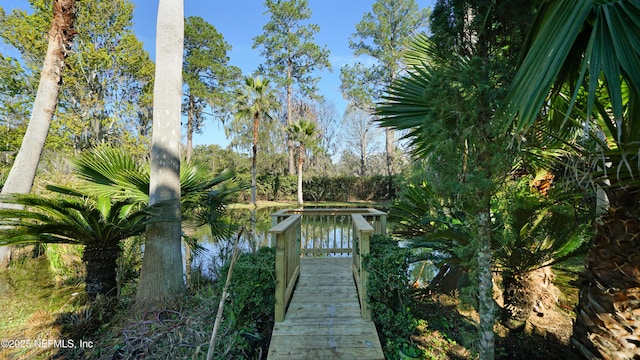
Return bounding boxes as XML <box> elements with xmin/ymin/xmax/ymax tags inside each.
<box><xmin>83</xmin><ymin>243</ymin><xmax>120</xmax><ymax>299</ymax></box>
<box><xmin>572</xmin><ymin>188</ymin><xmax>640</xmax><ymax>359</ymax></box>
<box><xmin>251</xmin><ymin>111</ymin><xmax>259</xmax><ymax>207</ymax></box>
<box><xmin>385</xmin><ymin>128</ymin><xmax>395</xmax><ymax>176</ymax></box>
<box><xmin>297</xmin><ymin>144</ymin><xmax>304</xmax><ymax>206</ymax></box>
<box><xmin>135</xmin><ymin>0</ymin><xmax>184</xmax><ymax>307</ymax></box>
<box><xmin>501</xmin><ymin>271</ymin><xmax>536</xmax><ymax>330</ymax></box>
<box><xmin>287</xmin><ymin>62</ymin><xmax>295</xmax><ymax>175</ymax></box>
<box><xmin>360</xmin><ymin>139</ymin><xmax>366</xmax><ymax>176</ymax></box>
<box><xmin>251</xmin><ymin>111</ymin><xmax>259</xmax><ymax>245</ymax></box>
<box><xmin>0</xmin><ymin>0</ymin><xmax>77</xmax><ymax>268</ymax></box>
<box><xmin>477</xmin><ymin>211</ymin><xmax>495</xmax><ymax>360</ymax></box>
<box><xmin>186</xmin><ymin>94</ymin><xmax>195</xmax><ymax>162</ymax></box>
<box><xmin>430</xmin><ymin>263</ymin><xmax>467</xmax><ymax>295</ymax></box>
<box><xmin>385</xmin><ymin>71</ymin><xmax>397</xmax><ymax>177</ymax></box>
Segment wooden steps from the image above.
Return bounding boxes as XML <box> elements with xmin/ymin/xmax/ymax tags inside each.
<box><xmin>267</xmin><ymin>257</ymin><xmax>384</xmax><ymax>360</ymax></box>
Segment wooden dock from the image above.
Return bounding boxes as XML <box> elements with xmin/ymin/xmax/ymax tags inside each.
<box><xmin>267</xmin><ymin>257</ymin><xmax>384</xmax><ymax>360</ymax></box>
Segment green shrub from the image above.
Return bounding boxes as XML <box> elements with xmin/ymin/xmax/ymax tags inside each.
<box><xmin>216</xmin><ymin>246</ymin><xmax>276</xmax><ymax>358</ymax></box>
<box><xmin>233</xmin><ymin>173</ymin><xmax>400</xmax><ymax>202</ymax></box>
<box><xmin>364</xmin><ymin>235</ymin><xmax>418</xmax><ymax>358</ymax></box>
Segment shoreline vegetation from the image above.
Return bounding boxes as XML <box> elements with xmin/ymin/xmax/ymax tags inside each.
<box><xmin>228</xmin><ymin>200</ymin><xmax>389</xmax><ymax>209</ymax></box>
<box><xmin>0</xmin><ymin>204</ymin><xmax>582</xmax><ymax>360</ymax></box>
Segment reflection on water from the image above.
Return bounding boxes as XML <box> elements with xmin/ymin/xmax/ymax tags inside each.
<box><xmin>187</xmin><ymin>207</ymin><xmax>281</xmax><ymax>279</ymax></box>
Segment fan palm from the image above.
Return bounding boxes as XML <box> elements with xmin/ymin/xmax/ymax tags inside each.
<box><xmin>73</xmin><ymin>146</ymin><xmax>240</xmax><ymax>240</ymax></box>
<box><xmin>0</xmin><ymin>186</ymin><xmax>151</xmax><ymax>299</ymax></box>
<box><xmin>502</xmin><ymin>1</ymin><xmax>640</xmax><ymax>357</ymax></box>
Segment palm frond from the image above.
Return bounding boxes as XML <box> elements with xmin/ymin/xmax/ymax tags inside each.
<box><xmin>0</xmin><ymin>188</ymin><xmax>152</xmax><ymax>248</ymax></box>
<box><xmin>377</xmin><ymin>34</ymin><xmax>470</xmax><ymax>157</ymax></box>
<box><xmin>493</xmin><ymin>178</ymin><xmax>593</xmax><ymax>274</ymax></box>
<box><xmin>503</xmin><ymin>0</ymin><xmax>640</xmax><ymax>186</ymax></box>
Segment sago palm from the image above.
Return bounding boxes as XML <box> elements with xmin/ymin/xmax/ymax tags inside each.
<box><xmin>0</xmin><ymin>147</ymin><xmax>240</xmax><ymax>299</ymax></box>
<box><xmin>493</xmin><ymin>177</ymin><xmax>592</xmax><ymax>330</ymax></box>
<box><xmin>502</xmin><ymin>1</ymin><xmax>640</xmax><ymax>357</ymax></box>
<box><xmin>390</xmin><ymin>180</ymin><xmax>473</xmax><ymax>295</ymax></box>
<box><xmin>0</xmin><ymin>186</ymin><xmax>151</xmax><ymax>299</ymax></box>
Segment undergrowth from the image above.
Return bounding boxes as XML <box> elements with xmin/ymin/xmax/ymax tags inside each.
<box><xmin>364</xmin><ymin>235</ymin><xmax>421</xmax><ymax>359</ymax></box>
<box><xmin>0</xmin><ymin>245</ymin><xmax>276</xmax><ymax>360</ymax></box>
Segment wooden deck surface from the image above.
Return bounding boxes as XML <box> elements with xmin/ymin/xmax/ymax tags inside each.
<box><xmin>267</xmin><ymin>257</ymin><xmax>384</xmax><ymax>360</ymax></box>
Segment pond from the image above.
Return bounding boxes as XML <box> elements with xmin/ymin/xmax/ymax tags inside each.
<box><xmin>188</xmin><ymin>206</ymin><xmax>439</xmax><ymax>286</ymax></box>
<box><xmin>188</xmin><ymin>206</ymin><xmax>370</xmax><ymax>278</ymax></box>
<box><xmin>187</xmin><ymin>207</ymin><xmax>280</xmax><ymax>278</ymax></box>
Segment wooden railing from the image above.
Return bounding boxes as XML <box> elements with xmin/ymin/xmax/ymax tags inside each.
<box><xmin>271</xmin><ymin>208</ymin><xmax>386</xmax><ymax>255</ymax></box>
<box><xmin>352</xmin><ymin>213</ymin><xmax>374</xmax><ymax>320</ymax></box>
<box><xmin>269</xmin><ymin>214</ymin><xmax>301</xmax><ymax>322</ymax></box>
<box><xmin>269</xmin><ymin>208</ymin><xmax>386</xmax><ymax>322</ymax></box>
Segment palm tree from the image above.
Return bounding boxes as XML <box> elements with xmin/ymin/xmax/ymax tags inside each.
<box><xmin>391</xmin><ymin>175</ymin><xmax>592</xmax><ymax>330</ymax></box>
<box><xmin>493</xmin><ymin>177</ymin><xmax>592</xmax><ymax>330</ymax></box>
<box><xmin>0</xmin><ymin>147</ymin><xmax>239</xmax><ymax>298</ymax></box>
<box><xmin>0</xmin><ymin>0</ymin><xmax>77</xmax><ymax>267</ymax></box>
<box><xmin>137</xmin><ymin>0</ymin><xmax>184</xmax><ymax>306</ymax></box>
<box><xmin>0</xmin><ymin>187</ymin><xmax>151</xmax><ymax>299</ymax></box>
<box><xmin>287</xmin><ymin>120</ymin><xmax>318</xmax><ymax>206</ymax></box>
<box><xmin>234</xmin><ymin>76</ymin><xmax>278</xmax><ymax>208</ymax></box>
<box><xmin>73</xmin><ymin>146</ymin><xmax>240</xmax><ymax>240</ymax></box>
<box><xmin>377</xmin><ymin>33</ymin><xmax>510</xmax><ymax>359</ymax></box>
<box><xmin>502</xmin><ymin>1</ymin><xmax>640</xmax><ymax>357</ymax></box>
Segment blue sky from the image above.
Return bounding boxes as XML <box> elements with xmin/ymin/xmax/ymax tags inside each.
<box><xmin>1</xmin><ymin>0</ymin><xmax>434</xmax><ymax>148</ymax></box>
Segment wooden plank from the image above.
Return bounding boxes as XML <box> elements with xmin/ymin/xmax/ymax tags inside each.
<box><xmin>268</xmin><ymin>257</ymin><xmax>383</xmax><ymax>360</ymax></box>
<box><xmin>300</xmin><ymin>248</ymin><xmax>353</xmax><ymax>254</ymax></box>
<box><xmin>283</xmin><ymin>264</ymin><xmax>300</xmax><ymax>309</ymax></box>
<box><xmin>285</xmin><ymin>305</ymin><xmax>362</xmax><ymax>319</ymax></box>
<box><xmin>269</xmin><ymin>334</ymin><xmax>382</xmax><ymax>349</ymax></box>
<box><xmin>271</xmin><ymin>321</ymin><xmax>378</xmax><ymax>335</ymax></box>
<box><xmin>268</xmin><ymin>347</ymin><xmax>384</xmax><ymax>360</ymax></box>
<box><xmin>352</xmin><ymin>213</ymin><xmax>374</xmax><ymax>233</ymax></box>
<box><xmin>269</xmin><ymin>214</ymin><xmax>301</xmax><ymax>234</ymax></box>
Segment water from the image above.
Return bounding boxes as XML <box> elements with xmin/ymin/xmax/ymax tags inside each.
<box><xmin>187</xmin><ymin>206</ymin><xmax>440</xmax><ymax>287</ymax></box>
<box><xmin>186</xmin><ymin>207</ymin><xmax>280</xmax><ymax>279</ymax></box>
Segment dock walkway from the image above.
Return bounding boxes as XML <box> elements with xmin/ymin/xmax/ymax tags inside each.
<box><xmin>267</xmin><ymin>257</ymin><xmax>384</xmax><ymax>360</ymax></box>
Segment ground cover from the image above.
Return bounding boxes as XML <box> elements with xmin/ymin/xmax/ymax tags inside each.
<box><xmin>0</xmin><ymin>221</ymin><xmax>584</xmax><ymax>359</ymax></box>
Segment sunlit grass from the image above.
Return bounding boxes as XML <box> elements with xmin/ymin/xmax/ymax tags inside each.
<box><xmin>0</xmin><ymin>256</ymin><xmax>83</xmax><ymax>332</ymax></box>
<box><xmin>552</xmin><ymin>255</ymin><xmax>584</xmax><ymax>313</ymax></box>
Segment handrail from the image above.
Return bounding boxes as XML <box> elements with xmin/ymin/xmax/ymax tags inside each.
<box><xmin>269</xmin><ymin>208</ymin><xmax>386</xmax><ymax>322</ymax></box>
<box><xmin>352</xmin><ymin>213</ymin><xmax>374</xmax><ymax>320</ymax></box>
<box><xmin>269</xmin><ymin>214</ymin><xmax>301</xmax><ymax>322</ymax></box>
<box><xmin>271</xmin><ymin>208</ymin><xmax>386</xmax><ymax>255</ymax></box>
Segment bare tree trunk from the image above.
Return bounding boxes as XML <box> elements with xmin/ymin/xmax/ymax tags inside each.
<box><xmin>0</xmin><ymin>0</ymin><xmax>77</xmax><ymax>267</ymax></box>
<box><xmin>297</xmin><ymin>144</ymin><xmax>304</xmax><ymax>206</ymax></box>
<box><xmin>385</xmin><ymin>72</ymin><xmax>397</xmax><ymax>177</ymax></box>
<box><xmin>477</xmin><ymin>211</ymin><xmax>495</xmax><ymax>360</ymax></box>
<box><xmin>360</xmin><ymin>139</ymin><xmax>367</xmax><ymax>176</ymax></box>
<box><xmin>385</xmin><ymin>128</ymin><xmax>395</xmax><ymax>176</ymax></box>
<box><xmin>251</xmin><ymin>112</ymin><xmax>259</xmax><ymax>207</ymax></box>
<box><xmin>135</xmin><ymin>0</ymin><xmax>184</xmax><ymax>306</ymax></box>
<box><xmin>287</xmin><ymin>62</ymin><xmax>295</xmax><ymax>175</ymax></box>
<box><xmin>186</xmin><ymin>94</ymin><xmax>195</xmax><ymax>162</ymax></box>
